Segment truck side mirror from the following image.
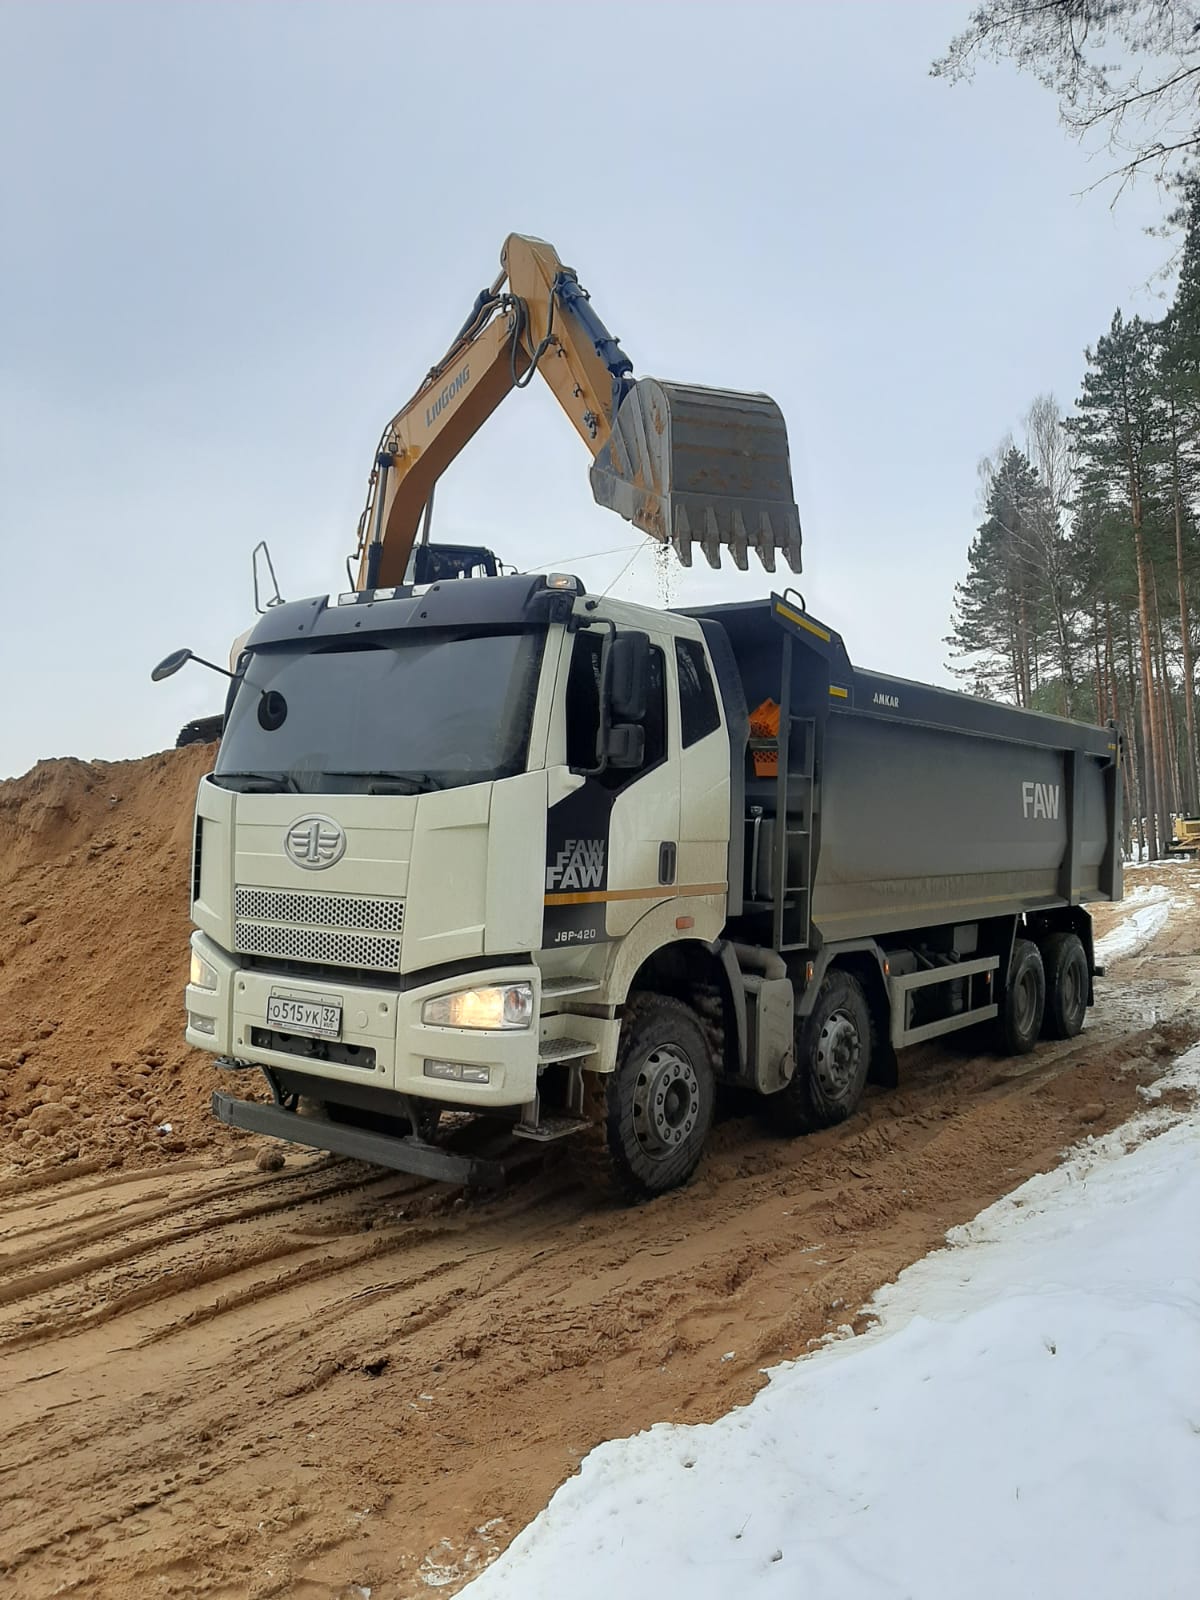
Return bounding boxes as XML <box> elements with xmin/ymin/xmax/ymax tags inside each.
<box><xmin>605</xmin><ymin>723</ymin><xmax>645</xmax><ymax>770</ymax></box>
<box><xmin>609</xmin><ymin>631</ymin><xmax>649</xmax><ymax>722</ymax></box>
<box><xmin>151</xmin><ymin>648</ymin><xmax>194</xmax><ymax>682</ymax></box>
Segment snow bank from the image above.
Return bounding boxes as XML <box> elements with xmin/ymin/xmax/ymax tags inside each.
<box><xmin>1095</xmin><ymin>885</ymin><xmax>1173</xmax><ymax>963</ymax></box>
<box><xmin>1095</xmin><ymin>879</ymin><xmax>1195</xmax><ymax>964</ymax></box>
<box><xmin>461</xmin><ymin>1060</ymin><xmax>1200</xmax><ymax>1600</ymax></box>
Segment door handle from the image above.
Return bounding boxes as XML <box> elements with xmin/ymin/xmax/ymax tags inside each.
<box><xmin>658</xmin><ymin>841</ymin><xmax>677</xmax><ymax>886</ymax></box>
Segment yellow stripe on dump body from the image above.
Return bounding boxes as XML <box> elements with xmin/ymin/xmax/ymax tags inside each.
<box><xmin>829</xmin><ymin>685</ymin><xmax>849</xmax><ymax>699</ymax></box>
<box><xmin>775</xmin><ymin>603</ymin><xmax>831</xmax><ymax>643</ymax></box>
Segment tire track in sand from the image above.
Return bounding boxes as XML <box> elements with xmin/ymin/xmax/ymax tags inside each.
<box><xmin>2</xmin><ymin>863</ymin><xmax>1198</xmax><ymax>1600</ymax></box>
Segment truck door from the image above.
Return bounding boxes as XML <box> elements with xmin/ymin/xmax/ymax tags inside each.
<box><xmin>674</xmin><ymin>636</ymin><xmax>730</xmax><ymax>898</ymax></box>
<box><xmin>543</xmin><ymin>627</ymin><xmax>679</xmax><ymax>948</ymax></box>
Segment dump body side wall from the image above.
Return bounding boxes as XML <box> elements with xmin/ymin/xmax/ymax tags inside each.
<box><xmin>813</xmin><ymin>711</ymin><xmax>1114</xmax><ymax>942</ymax></box>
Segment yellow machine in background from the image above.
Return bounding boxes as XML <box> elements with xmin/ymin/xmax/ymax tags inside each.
<box><xmin>1170</xmin><ymin>814</ymin><xmax>1200</xmax><ymax>855</ymax></box>
<box><xmin>352</xmin><ymin>233</ymin><xmax>803</xmax><ymax>589</ymax></box>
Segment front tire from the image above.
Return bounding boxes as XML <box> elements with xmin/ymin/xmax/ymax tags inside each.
<box><xmin>765</xmin><ymin>970</ymin><xmax>872</xmax><ymax>1135</ymax></box>
<box><xmin>1040</xmin><ymin>932</ymin><xmax>1088</xmax><ymax>1040</ymax></box>
<box><xmin>996</xmin><ymin>938</ymin><xmax>1045</xmax><ymax>1055</ymax></box>
<box><xmin>587</xmin><ymin>993</ymin><xmax>715</xmax><ymax>1201</ymax></box>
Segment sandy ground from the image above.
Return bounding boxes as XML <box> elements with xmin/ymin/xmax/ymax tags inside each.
<box><xmin>1</xmin><ymin>840</ymin><xmax>1197</xmax><ymax>1597</ymax></box>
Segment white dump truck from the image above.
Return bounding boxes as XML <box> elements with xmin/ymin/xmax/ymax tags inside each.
<box><xmin>166</xmin><ymin>574</ymin><xmax>1122</xmax><ymax>1199</ymax></box>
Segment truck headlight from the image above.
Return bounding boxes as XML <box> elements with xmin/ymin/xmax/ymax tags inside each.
<box><xmin>190</xmin><ymin>950</ymin><xmax>219</xmax><ymax>991</ymax></box>
<box><xmin>422</xmin><ymin>982</ymin><xmax>534</xmax><ymax>1030</ymax></box>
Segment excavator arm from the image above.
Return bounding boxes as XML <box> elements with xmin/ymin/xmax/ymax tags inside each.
<box><xmin>353</xmin><ymin>234</ymin><xmax>801</xmax><ymax>589</ymax></box>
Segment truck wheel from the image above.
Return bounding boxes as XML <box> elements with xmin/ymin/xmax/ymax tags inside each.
<box><xmin>766</xmin><ymin>970</ymin><xmax>871</xmax><ymax>1135</ymax></box>
<box><xmin>996</xmin><ymin>939</ymin><xmax>1045</xmax><ymax>1055</ymax></box>
<box><xmin>585</xmin><ymin>993</ymin><xmax>715</xmax><ymax>1201</ymax></box>
<box><xmin>1040</xmin><ymin>932</ymin><xmax>1088</xmax><ymax>1040</ymax></box>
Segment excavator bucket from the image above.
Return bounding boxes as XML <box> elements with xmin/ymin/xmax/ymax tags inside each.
<box><xmin>589</xmin><ymin>379</ymin><xmax>802</xmax><ymax>573</ymax></box>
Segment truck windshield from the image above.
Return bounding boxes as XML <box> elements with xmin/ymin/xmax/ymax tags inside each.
<box><xmin>213</xmin><ymin>628</ymin><xmax>545</xmax><ymax>794</ymax></box>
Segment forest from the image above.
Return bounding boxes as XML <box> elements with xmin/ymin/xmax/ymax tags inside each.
<box><xmin>939</xmin><ymin>3</ymin><xmax>1200</xmax><ymax>858</ymax></box>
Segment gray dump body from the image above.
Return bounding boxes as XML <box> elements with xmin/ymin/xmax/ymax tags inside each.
<box><xmin>687</xmin><ymin>595</ymin><xmax>1122</xmax><ymax>953</ymax></box>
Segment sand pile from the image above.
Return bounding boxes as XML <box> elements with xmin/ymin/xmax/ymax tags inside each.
<box><xmin>0</xmin><ymin>744</ymin><xmax>235</xmax><ymax>1176</ymax></box>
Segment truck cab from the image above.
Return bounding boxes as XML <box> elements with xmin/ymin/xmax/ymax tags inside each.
<box><xmin>182</xmin><ymin>574</ymin><xmax>1118</xmax><ymax>1199</ymax></box>
<box><xmin>186</xmin><ymin>573</ymin><xmax>747</xmax><ymax>1193</ymax></box>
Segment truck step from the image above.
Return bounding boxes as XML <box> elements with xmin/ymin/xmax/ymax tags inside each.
<box><xmin>538</xmin><ymin>1036</ymin><xmax>598</xmax><ymax>1063</ymax></box>
<box><xmin>512</xmin><ymin>1115</ymin><xmax>589</xmax><ymax>1143</ymax></box>
<box><xmin>541</xmin><ymin>978</ymin><xmax>602</xmax><ymax>1001</ymax></box>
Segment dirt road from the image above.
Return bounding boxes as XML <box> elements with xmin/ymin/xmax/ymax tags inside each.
<box><xmin>2</xmin><ymin>865</ymin><xmax>1197</xmax><ymax>1599</ymax></box>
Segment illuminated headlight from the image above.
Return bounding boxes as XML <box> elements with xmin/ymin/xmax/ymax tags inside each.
<box><xmin>189</xmin><ymin>1013</ymin><xmax>217</xmax><ymax>1036</ymax></box>
<box><xmin>422</xmin><ymin>982</ymin><xmax>533</xmax><ymax>1030</ymax></box>
<box><xmin>424</xmin><ymin>1060</ymin><xmax>491</xmax><ymax>1084</ymax></box>
<box><xmin>190</xmin><ymin>950</ymin><xmax>219</xmax><ymax>991</ymax></box>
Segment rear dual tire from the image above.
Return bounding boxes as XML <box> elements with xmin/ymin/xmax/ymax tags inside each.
<box><xmin>997</xmin><ymin>939</ymin><xmax>1045</xmax><ymax>1055</ymax></box>
<box><xmin>763</xmin><ymin>970</ymin><xmax>872</xmax><ymax>1136</ymax></box>
<box><xmin>996</xmin><ymin>931</ymin><xmax>1088</xmax><ymax>1055</ymax></box>
<box><xmin>1040</xmin><ymin>932</ymin><xmax>1088</xmax><ymax>1040</ymax></box>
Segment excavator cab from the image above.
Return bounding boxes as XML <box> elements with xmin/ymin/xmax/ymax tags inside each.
<box><xmin>405</xmin><ymin>543</ymin><xmax>502</xmax><ymax>584</ymax></box>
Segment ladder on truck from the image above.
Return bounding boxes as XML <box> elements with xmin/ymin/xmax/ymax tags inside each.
<box><xmin>769</xmin><ymin>708</ymin><xmax>816</xmax><ymax>951</ymax></box>
<box><xmin>746</xmin><ymin>601</ymin><xmax>829</xmax><ymax>952</ymax></box>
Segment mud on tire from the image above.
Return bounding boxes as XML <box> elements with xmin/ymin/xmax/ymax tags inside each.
<box><xmin>576</xmin><ymin>992</ymin><xmax>715</xmax><ymax>1203</ymax></box>
<box><xmin>764</xmin><ymin>969</ymin><xmax>872</xmax><ymax>1136</ymax></box>
<box><xmin>996</xmin><ymin>938</ymin><xmax>1045</xmax><ymax>1056</ymax></box>
<box><xmin>1040</xmin><ymin>931</ymin><xmax>1088</xmax><ymax>1040</ymax></box>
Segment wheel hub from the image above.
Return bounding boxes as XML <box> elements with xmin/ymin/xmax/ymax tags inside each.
<box><xmin>814</xmin><ymin>1010</ymin><xmax>861</xmax><ymax>1095</ymax></box>
<box><xmin>632</xmin><ymin>1044</ymin><xmax>700</xmax><ymax>1161</ymax></box>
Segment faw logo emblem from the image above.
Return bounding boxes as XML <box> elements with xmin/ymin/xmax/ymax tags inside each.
<box><xmin>1021</xmin><ymin>781</ymin><xmax>1061</xmax><ymax>821</ymax></box>
<box><xmin>547</xmin><ymin>838</ymin><xmax>605</xmax><ymax>891</ymax></box>
<box><xmin>873</xmin><ymin>692</ymin><xmax>900</xmax><ymax>709</ymax></box>
<box><xmin>284</xmin><ymin>815</ymin><xmax>347</xmax><ymax>870</ymax></box>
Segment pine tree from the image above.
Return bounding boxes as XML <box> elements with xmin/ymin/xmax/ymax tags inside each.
<box><xmin>1164</xmin><ymin>178</ymin><xmax>1200</xmax><ymax>425</ymax></box>
<box><xmin>1067</xmin><ymin>312</ymin><xmax>1171</xmax><ymax>854</ymax></box>
<box><xmin>986</xmin><ymin>446</ymin><xmax>1050</xmax><ymax>706</ymax></box>
<box><xmin>946</xmin><ymin>447</ymin><xmax>1054</xmax><ymax>704</ymax></box>
<box><xmin>946</xmin><ymin>514</ymin><xmax>1023</xmax><ymax>700</ymax></box>
<box><xmin>1161</xmin><ymin>183</ymin><xmax>1200</xmax><ymax>811</ymax></box>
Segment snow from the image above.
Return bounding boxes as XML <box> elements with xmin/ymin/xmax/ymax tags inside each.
<box><xmin>1094</xmin><ymin>882</ymin><xmax>1177</xmax><ymax>963</ymax></box>
<box><xmin>461</xmin><ymin>1057</ymin><xmax>1200</xmax><ymax>1600</ymax></box>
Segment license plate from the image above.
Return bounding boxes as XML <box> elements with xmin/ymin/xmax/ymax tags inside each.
<box><xmin>266</xmin><ymin>995</ymin><xmax>342</xmax><ymax>1040</ymax></box>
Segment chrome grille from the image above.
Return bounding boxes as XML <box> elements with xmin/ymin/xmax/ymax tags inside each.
<box><xmin>234</xmin><ymin>885</ymin><xmax>404</xmax><ymax>972</ymax></box>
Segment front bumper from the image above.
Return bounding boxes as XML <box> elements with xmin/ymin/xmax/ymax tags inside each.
<box><xmin>186</xmin><ymin>930</ymin><xmax>543</xmax><ymax>1109</ymax></box>
<box><xmin>211</xmin><ymin>1091</ymin><xmax>506</xmax><ymax>1188</ymax></box>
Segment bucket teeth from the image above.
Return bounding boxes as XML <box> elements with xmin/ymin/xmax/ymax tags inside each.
<box><xmin>590</xmin><ymin>378</ymin><xmax>802</xmax><ymax>576</ymax></box>
<box><xmin>673</xmin><ymin>505</ymin><xmax>694</xmax><ymax>568</ymax></box>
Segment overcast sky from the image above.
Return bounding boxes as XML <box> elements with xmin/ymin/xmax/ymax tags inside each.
<box><xmin>0</xmin><ymin>1</ymin><xmax>1172</xmax><ymax>779</ymax></box>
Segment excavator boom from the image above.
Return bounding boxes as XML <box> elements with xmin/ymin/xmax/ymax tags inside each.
<box><xmin>354</xmin><ymin>235</ymin><xmax>801</xmax><ymax>589</ymax></box>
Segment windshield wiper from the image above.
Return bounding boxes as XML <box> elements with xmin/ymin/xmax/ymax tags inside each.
<box><xmin>327</xmin><ymin>771</ymin><xmax>445</xmax><ymax>795</ymax></box>
<box><xmin>217</xmin><ymin>772</ymin><xmax>301</xmax><ymax>794</ymax></box>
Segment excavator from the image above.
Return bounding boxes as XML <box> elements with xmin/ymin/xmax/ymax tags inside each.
<box><xmin>175</xmin><ymin>232</ymin><xmax>802</xmax><ymax>747</ymax></box>
<box><xmin>350</xmin><ymin>232</ymin><xmax>802</xmax><ymax>590</ymax></box>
